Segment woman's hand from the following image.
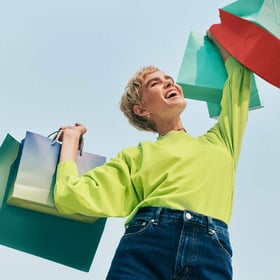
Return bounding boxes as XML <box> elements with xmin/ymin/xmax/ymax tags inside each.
<box><xmin>207</xmin><ymin>30</ymin><xmax>230</xmax><ymax>62</ymax></box>
<box><xmin>60</xmin><ymin>123</ymin><xmax>87</xmax><ymax>141</ymax></box>
<box><xmin>59</xmin><ymin>123</ymin><xmax>88</xmax><ymax>163</ymax></box>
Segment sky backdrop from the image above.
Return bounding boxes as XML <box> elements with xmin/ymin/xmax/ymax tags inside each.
<box><xmin>0</xmin><ymin>0</ymin><xmax>279</xmax><ymax>279</ymax></box>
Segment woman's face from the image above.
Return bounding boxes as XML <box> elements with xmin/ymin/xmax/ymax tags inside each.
<box><xmin>138</xmin><ymin>70</ymin><xmax>187</xmax><ymax>122</ymax></box>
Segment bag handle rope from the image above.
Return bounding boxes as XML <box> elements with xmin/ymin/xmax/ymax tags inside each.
<box><xmin>47</xmin><ymin>129</ymin><xmax>84</xmax><ymax>156</ymax></box>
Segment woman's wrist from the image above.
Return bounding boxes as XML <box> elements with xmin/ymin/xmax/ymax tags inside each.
<box><xmin>207</xmin><ymin>30</ymin><xmax>230</xmax><ymax>62</ymax></box>
<box><xmin>59</xmin><ymin>130</ymin><xmax>81</xmax><ymax>162</ymax></box>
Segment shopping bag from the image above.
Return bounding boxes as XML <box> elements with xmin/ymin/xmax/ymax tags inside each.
<box><xmin>7</xmin><ymin>131</ymin><xmax>106</xmax><ymax>223</ymax></box>
<box><xmin>222</xmin><ymin>0</ymin><xmax>280</xmax><ymax>38</ymax></box>
<box><xmin>209</xmin><ymin>8</ymin><xmax>280</xmax><ymax>88</ymax></box>
<box><xmin>207</xmin><ymin>73</ymin><xmax>261</xmax><ymax>118</ymax></box>
<box><xmin>177</xmin><ymin>31</ymin><xmax>263</xmax><ymax>118</ymax></box>
<box><xmin>0</xmin><ymin>135</ymin><xmax>20</xmax><ymax>207</ymax></box>
<box><xmin>0</xmin><ymin>134</ymin><xmax>106</xmax><ymax>272</ymax></box>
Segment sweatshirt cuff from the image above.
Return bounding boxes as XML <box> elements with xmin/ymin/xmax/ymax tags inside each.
<box><xmin>56</xmin><ymin>161</ymin><xmax>79</xmax><ymax>178</ymax></box>
<box><xmin>225</xmin><ymin>56</ymin><xmax>244</xmax><ymax>74</ymax></box>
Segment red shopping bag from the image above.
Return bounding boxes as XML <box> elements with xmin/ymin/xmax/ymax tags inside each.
<box><xmin>209</xmin><ymin>9</ymin><xmax>280</xmax><ymax>88</ymax></box>
<box><xmin>221</xmin><ymin>0</ymin><xmax>280</xmax><ymax>39</ymax></box>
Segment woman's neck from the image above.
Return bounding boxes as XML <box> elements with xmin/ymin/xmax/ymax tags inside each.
<box><xmin>156</xmin><ymin>120</ymin><xmax>185</xmax><ymax>136</ymax></box>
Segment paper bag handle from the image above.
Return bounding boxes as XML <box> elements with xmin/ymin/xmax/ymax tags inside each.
<box><xmin>47</xmin><ymin>130</ymin><xmax>84</xmax><ymax>156</ymax></box>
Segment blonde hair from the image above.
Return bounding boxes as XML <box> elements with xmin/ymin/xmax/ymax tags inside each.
<box><xmin>120</xmin><ymin>66</ymin><xmax>159</xmax><ymax>132</ymax></box>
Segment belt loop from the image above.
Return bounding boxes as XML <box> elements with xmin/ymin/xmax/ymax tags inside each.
<box><xmin>152</xmin><ymin>207</ymin><xmax>162</xmax><ymax>225</ymax></box>
<box><xmin>207</xmin><ymin>216</ymin><xmax>215</xmax><ymax>235</ymax></box>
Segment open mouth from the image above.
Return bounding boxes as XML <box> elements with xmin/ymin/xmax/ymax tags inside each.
<box><xmin>165</xmin><ymin>91</ymin><xmax>178</xmax><ymax>99</ymax></box>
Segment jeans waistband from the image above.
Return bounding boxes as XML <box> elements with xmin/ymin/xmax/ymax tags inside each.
<box><xmin>136</xmin><ymin>207</ymin><xmax>228</xmax><ymax>232</ymax></box>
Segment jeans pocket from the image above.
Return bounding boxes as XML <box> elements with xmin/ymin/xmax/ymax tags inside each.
<box><xmin>211</xmin><ymin>230</ymin><xmax>233</xmax><ymax>258</ymax></box>
<box><xmin>123</xmin><ymin>217</ymin><xmax>152</xmax><ymax>238</ymax></box>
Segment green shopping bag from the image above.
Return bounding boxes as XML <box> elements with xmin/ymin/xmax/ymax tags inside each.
<box><xmin>7</xmin><ymin>131</ymin><xmax>106</xmax><ymax>223</ymax></box>
<box><xmin>222</xmin><ymin>0</ymin><xmax>280</xmax><ymax>38</ymax></box>
<box><xmin>0</xmin><ymin>134</ymin><xmax>106</xmax><ymax>272</ymax></box>
<box><xmin>207</xmin><ymin>75</ymin><xmax>261</xmax><ymax>118</ymax></box>
<box><xmin>177</xmin><ymin>31</ymin><xmax>263</xmax><ymax>118</ymax></box>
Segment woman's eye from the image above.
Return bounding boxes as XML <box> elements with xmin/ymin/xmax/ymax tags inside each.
<box><xmin>167</xmin><ymin>79</ymin><xmax>174</xmax><ymax>86</ymax></box>
<box><xmin>151</xmin><ymin>82</ymin><xmax>158</xmax><ymax>87</ymax></box>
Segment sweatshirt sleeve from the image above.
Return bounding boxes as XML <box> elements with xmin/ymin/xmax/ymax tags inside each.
<box><xmin>206</xmin><ymin>56</ymin><xmax>251</xmax><ymax>166</ymax></box>
<box><xmin>54</xmin><ymin>148</ymin><xmax>141</xmax><ymax>218</ymax></box>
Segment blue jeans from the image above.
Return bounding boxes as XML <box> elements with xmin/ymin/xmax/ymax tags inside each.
<box><xmin>106</xmin><ymin>207</ymin><xmax>232</xmax><ymax>280</ymax></box>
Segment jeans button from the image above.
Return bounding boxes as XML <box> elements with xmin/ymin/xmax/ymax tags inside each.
<box><xmin>185</xmin><ymin>212</ymin><xmax>192</xmax><ymax>220</ymax></box>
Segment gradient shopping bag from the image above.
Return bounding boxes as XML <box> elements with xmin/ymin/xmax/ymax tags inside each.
<box><xmin>7</xmin><ymin>131</ymin><xmax>106</xmax><ymax>223</ymax></box>
<box><xmin>209</xmin><ymin>4</ymin><xmax>280</xmax><ymax>88</ymax></box>
<box><xmin>0</xmin><ymin>134</ymin><xmax>106</xmax><ymax>272</ymax></box>
<box><xmin>177</xmin><ymin>31</ymin><xmax>263</xmax><ymax>118</ymax></box>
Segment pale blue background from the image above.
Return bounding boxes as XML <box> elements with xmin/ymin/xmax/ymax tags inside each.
<box><xmin>0</xmin><ymin>0</ymin><xmax>279</xmax><ymax>279</ymax></box>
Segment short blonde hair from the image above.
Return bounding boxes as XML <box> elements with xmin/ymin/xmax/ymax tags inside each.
<box><xmin>120</xmin><ymin>66</ymin><xmax>159</xmax><ymax>132</ymax></box>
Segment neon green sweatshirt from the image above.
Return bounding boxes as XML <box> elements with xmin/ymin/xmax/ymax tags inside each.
<box><xmin>54</xmin><ymin>57</ymin><xmax>251</xmax><ymax>225</ymax></box>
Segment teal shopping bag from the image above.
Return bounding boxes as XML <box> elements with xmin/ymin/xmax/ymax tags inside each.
<box><xmin>177</xmin><ymin>31</ymin><xmax>263</xmax><ymax>118</ymax></box>
<box><xmin>8</xmin><ymin>131</ymin><xmax>106</xmax><ymax>223</ymax></box>
<box><xmin>222</xmin><ymin>0</ymin><xmax>280</xmax><ymax>38</ymax></box>
<box><xmin>206</xmin><ymin>75</ymin><xmax>261</xmax><ymax>118</ymax></box>
<box><xmin>0</xmin><ymin>134</ymin><xmax>106</xmax><ymax>272</ymax></box>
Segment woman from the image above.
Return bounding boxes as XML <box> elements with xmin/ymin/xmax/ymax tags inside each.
<box><xmin>54</xmin><ymin>32</ymin><xmax>251</xmax><ymax>279</ymax></box>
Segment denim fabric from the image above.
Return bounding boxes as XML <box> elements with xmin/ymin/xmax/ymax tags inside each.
<box><xmin>106</xmin><ymin>207</ymin><xmax>232</xmax><ymax>280</ymax></box>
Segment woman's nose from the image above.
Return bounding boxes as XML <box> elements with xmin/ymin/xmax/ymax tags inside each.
<box><xmin>164</xmin><ymin>81</ymin><xmax>173</xmax><ymax>88</ymax></box>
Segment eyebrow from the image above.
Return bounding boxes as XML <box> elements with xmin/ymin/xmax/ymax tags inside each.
<box><xmin>144</xmin><ymin>75</ymin><xmax>174</xmax><ymax>89</ymax></box>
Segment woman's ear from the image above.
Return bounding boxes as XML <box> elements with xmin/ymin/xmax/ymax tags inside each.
<box><xmin>133</xmin><ymin>104</ymin><xmax>150</xmax><ymax>117</ymax></box>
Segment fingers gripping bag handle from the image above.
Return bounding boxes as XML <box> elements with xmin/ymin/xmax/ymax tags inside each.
<box><xmin>48</xmin><ymin>129</ymin><xmax>84</xmax><ymax>156</ymax></box>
